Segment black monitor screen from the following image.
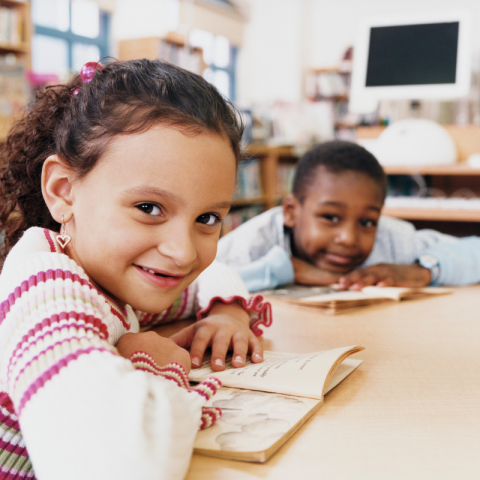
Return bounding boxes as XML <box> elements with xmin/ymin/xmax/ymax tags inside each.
<box><xmin>366</xmin><ymin>22</ymin><xmax>459</xmax><ymax>86</ymax></box>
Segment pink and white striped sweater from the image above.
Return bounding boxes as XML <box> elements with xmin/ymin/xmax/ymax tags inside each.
<box><xmin>0</xmin><ymin>228</ymin><xmax>272</xmax><ymax>480</ymax></box>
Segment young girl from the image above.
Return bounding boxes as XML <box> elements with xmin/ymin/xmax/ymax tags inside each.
<box><xmin>0</xmin><ymin>60</ymin><xmax>271</xmax><ymax>480</ymax></box>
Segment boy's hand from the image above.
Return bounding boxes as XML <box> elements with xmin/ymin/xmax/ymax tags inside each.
<box><xmin>170</xmin><ymin>302</ymin><xmax>263</xmax><ymax>372</ymax></box>
<box><xmin>337</xmin><ymin>263</ymin><xmax>432</xmax><ymax>290</ymax></box>
<box><xmin>292</xmin><ymin>256</ymin><xmax>342</xmax><ymax>286</ymax></box>
<box><xmin>116</xmin><ymin>331</ymin><xmax>192</xmax><ymax>373</ymax></box>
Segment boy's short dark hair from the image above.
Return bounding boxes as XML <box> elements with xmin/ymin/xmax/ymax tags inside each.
<box><xmin>292</xmin><ymin>140</ymin><xmax>387</xmax><ymax>202</ymax></box>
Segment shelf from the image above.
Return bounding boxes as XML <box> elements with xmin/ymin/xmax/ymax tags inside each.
<box><xmin>383</xmin><ymin>164</ymin><xmax>480</xmax><ymax>176</ymax></box>
<box><xmin>0</xmin><ymin>43</ymin><xmax>28</xmax><ymax>54</ymax></box>
<box><xmin>245</xmin><ymin>144</ymin><xmax>295</xmax><ymax>157</ymax></box>
<box><xmin>231</xmin><ymin>197</ymin><xmax>268</xmax><ymax>207</ymax></box>
<box><xmin>309</xmin><ymin>67</ymin><xmax>351</xmax><ymax>75</ymax></box>
<box><xmin>0</xmin><ymin>0</ymin><xmax>28</xmax><ymax>7</ymax></box>
<box><xmin>382</xmin><ymin>206</ymin><xmax>480</xmax><ymax>222</ymax></box>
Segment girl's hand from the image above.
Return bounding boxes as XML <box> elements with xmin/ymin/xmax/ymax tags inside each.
<box><xmin>170</xmin><ymin>302</ymin><xmax>263</xmax><ymax>372</ymax></box>
<box><xmin>337</xmin><ymin>263</ymin><xmax>432</xmax><ymax>291</ymax></box>
<box><xmin>116</xmin><ymin>331</ymin><xmax>192</xmax><ymax>373</ymax></box>
<box><xmin>292</xmin><ymin>257</ymin><xmax>342</xmax><ymax>286</ymax></box>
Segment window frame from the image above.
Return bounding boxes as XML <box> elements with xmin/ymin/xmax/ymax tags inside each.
<box><xmin>33</xmin><ymin>1</ymin><xmax>110</xmax><ymax>72</ymax></box>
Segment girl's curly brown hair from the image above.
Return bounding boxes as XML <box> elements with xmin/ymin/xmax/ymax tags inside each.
<box><xmin>0</xmin><ymin>59</ymin><xmax>244</xmax><ymax>264</ymax></box>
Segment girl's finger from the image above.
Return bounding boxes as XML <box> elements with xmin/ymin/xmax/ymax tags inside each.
<box><xmin>169</xmin><ymin>325</ymin><xmax>195</xmax><ymax>349</ymax></box>
<box><xmin>189</xmin><ymin>327</ymin><xmax>214</xmax><ymax>369</ymax></box>
<box><xmin>231</xmin><ymin>333</ymin><xmax>249</xmax><ymax>367</ymax></box>
<box><xmin>249</xmin><ymin>335</ymin><xmax>263</xmax><ymax>363</ymax></box>
<box><xmin>210</xmin><ymin>331</ymin><xmax>233</xmax><ymax>372</ymax></box>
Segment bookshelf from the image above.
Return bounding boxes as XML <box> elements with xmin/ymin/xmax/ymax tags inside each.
<box><xmin>221</xmin><ymin>145</ymin><xmax>297</xmax><ymax>235</ymax></box>
<box><xmin>0</xmin><ymin>0</ymin><xmax>31</xmax><ymax>64</ymax></box>
<box><xmin>242</xmin><ymin>144</ymin><xmax>297</xmax><ymax>210</ymax></box>
<box><xmin>306</xmin><ymin>67</ymin><xmax>359</xmax><ymax>140</ymax></box>
<box><xmin>0</xmin><ymin>0</ymin><xmax>31</xmax><ymax>139</ymax></box>
<box><xmin>118</xmin><ymin>32</ymin><xmax>206</xmax><ymax>76</ymax></box>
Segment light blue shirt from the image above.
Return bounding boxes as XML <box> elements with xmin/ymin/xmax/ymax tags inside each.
<box><xmin>217</xmin><ymin>207</ymin><xmax>480</xmax><ymax>291</ymax></box>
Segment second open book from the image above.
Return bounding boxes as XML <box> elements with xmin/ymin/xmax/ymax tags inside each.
<box><xmin>189</xmin><ymin>345</ymin><xmax>364</xmax><ymax>462</ymax></box>
<box><xmin>259</xmin><ymin>284</ymin><xmax>452</xmax><ymax>314</ymax></box>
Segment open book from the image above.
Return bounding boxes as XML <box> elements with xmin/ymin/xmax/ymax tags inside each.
<box><xmin>189</xmin><ymin>345</ymin><xmax>364</xmax><ymax>462</ymax></box>
<box><xmin>259</xmin><ymin>284</ymin><xmax>453</xmax><ymax>314</ymax></box>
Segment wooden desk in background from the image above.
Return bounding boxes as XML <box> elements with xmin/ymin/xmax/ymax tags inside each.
<box><xmin>156</xmin><ymin>286</ymin><xmax>480</xmax><ymax>479</ymax></box>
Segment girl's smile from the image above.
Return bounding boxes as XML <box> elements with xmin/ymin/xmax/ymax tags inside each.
<box><xmin>62</xmin><ymin>125</ymin><xmax>236</xmax><ymax>312</ymax></box>
<box><xmin>134</xmin><ymin>264</ymin><xmax>185</xmax><ymax>289</ymax></box>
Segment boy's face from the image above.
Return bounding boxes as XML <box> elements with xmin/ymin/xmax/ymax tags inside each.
<box><xmin>283</xmin><ymin>167</ymin><xmax>384</xmax><ymax>274</ymax></box>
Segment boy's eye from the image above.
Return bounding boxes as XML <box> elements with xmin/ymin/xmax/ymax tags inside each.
<box><xmin>136</xmin><ymin>203</ymin><xmax>163</xmax><ymax>216</ymax></box>
<box><xmin>359</xmin><ymin>219</ymin><xmax>377</xmax><ymax>228</ymax></box>
<box><xmin>197</xmin><ymin>213</ymin><xmax>220</xmax><ymax>226</ymax></box>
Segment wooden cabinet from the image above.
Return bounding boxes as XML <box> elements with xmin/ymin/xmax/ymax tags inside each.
<box><xmin>118</xmin><ymin>32</ymin><xmax>205</xmax><ymax>76</ymax></box>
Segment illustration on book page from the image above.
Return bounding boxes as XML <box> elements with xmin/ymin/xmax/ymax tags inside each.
<box><xmin>194</xmin><ymin>387</ymin><xmax>319</xmax><ymax>453</ymax></box>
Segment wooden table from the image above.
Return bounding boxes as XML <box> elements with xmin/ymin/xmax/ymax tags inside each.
<box><xmin>157</xmin><ymin>286</ymin><xmax>480</xmax><ymax>479</ymax></box>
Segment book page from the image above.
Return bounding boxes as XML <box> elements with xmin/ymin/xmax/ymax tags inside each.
<box><xmin>261</xmin><ymin>284</ymin><xmax>403</xmax><ymax>304</ymax></box>
<box><xmin>265</xmin><ymin>285</ymin><xmax>453</xmax><ymax>305</ymax></box>
<box><xmin>194</xmin><ymin>387</ymin><xmax>321</xmax><ymax>459</ymax></box>
<box><xmin>260</xmin><ymin>284</ymin><xmax>338</xmax><ymax>300</ymax></box>
<box><xmin>193</xmin><ymin>358</ymin><xmax>362</xmax><ymax>460</ymax></box>
<box><xmin>189</xmin><ymin>346</ymin><xmax>363</xmax><ymax>399</ymax></box>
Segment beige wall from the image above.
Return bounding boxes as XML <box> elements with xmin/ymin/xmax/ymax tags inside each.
<box><xmin>112</xmin><ymin>0</ymin><xmax>245</xmax><ymax>46</ymax></box>
<box><xmin>236</xmin><ymin>0</ymin><xmax>480</xmax><ymax>105</ymax></box>
<box><xmin>93</xmin><ymin>0</ymin><xmax>116</xmax><ymax>13</ymax></box>
<box><xmin>179</xmin><ymin>1</ymin><xmax>246</xmax><ymax>46</ymax></box>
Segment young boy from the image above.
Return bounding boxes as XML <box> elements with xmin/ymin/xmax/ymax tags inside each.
<box><xmin>217</xmin><ymin>141</ymin><xmax>480</xmax><ymax>291</ymax></box>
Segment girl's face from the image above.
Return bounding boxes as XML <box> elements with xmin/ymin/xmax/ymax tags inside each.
<box><xmin>65</xmin><ymin>125</ymin><xmax>236</xmax><ymax>313</ymax></box>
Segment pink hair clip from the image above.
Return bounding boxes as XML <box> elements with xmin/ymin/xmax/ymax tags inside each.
<box><xmin>73</xmin><ymin>61</ymin><xmax>104</xmax><ymax>96</ymax></box>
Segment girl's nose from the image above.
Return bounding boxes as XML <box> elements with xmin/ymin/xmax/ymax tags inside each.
<box><xmin>157</xmin><ymin>223</ymin><xmax>197</xmax><ymax>267</ymax></box>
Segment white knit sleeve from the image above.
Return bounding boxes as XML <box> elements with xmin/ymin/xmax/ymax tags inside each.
<box><xmin>193</xmin><ymin>261</ymin><xmax>273</xmax><ymax>336</ymax></box>
<box><xmin>0</xmin><ymin>244</ymin><xmax>210</xmax><ymax>480</ymax></box>
<box><xmin>194</xmin><ymin>260</ymin><xmax>250</xmax><ymax>311</ymax></box>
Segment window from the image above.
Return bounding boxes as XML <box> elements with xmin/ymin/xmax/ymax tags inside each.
<box><xmin>189</xmin><ymin>29</ymin><xmax>237</xmax><ymax>101</ymax></box>
<box><xmin>32</xmin><ymin>0</ymin><xmax>110</xmax><ymax>77</ymax></box>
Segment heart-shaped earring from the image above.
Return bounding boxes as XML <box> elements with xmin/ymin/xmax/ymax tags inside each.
<box><xmin>57</xmin><ymin>214</ymin><xmax>71</xmax><ymax>249</ymax></box>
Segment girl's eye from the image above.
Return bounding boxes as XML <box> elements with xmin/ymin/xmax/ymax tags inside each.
<box><xmin>197</xmin><ymin>213</ymin><xmax>220</xmax><ymax>226</ymax></box>
<box><xmin>321</xmin><ymin>214</ymin><xmax>340</xmax><ymax>223</ymax></box>
<box><xmin>359</xmin><ymin>219</ymin><xmax>377</xmax><ymax>228</ymax></box>
<box><xmin>136</xmin><ymin>203</ymin><xmax>163</xmax><ymax>216</ymax></box>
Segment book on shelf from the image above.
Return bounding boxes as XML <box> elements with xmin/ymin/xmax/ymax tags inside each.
<box><xmin>158</xmin><ymin>40</ymin><xmax>203</xmax><ymax>75</ymax></box>
<box><xmin>0</xmin><ymin>63</ymin><xmax>29</xmax><ymax>138</ymax></box>
<box><xmin>0</xmin><ymin>6</ymin><xmax>23</xmax><ymax>46</ymax></box>
<box><xmin>259</xmin><ymin>284</ymin><xmax>453</xmax><ymax>314</ymax></box>
<box><xmin>305</xmin><ymin>70</ymin><xmax>350</xmax><ymax>100</ymax></box>
<box><xmin>276</xmin><ymin>163</ymin><xmax>296</xmax><ymax>196</ymax></box>
<box><xmin>0</xmin><ymin>63</ymin><xmax>29</xmax><ymax>115</ymax></box>
<box><xmin>221</xmin><ymin>205</ymin><xmax>262</xmax><ymax>236</ymax></box>
<box><xmin>190</xmin><ymin>345</ymin><xmax>364</xmax><ymax>462</ymax></box>
<box><xmin>232</xmin><ymin>158</ymin><xmax>262</xmax><ymax>200</ymax></box>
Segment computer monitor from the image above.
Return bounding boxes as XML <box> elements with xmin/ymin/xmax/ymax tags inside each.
<box><xmin>350</xmin><ymin>10</ymin><xmax>472</xmax><ymax>108</ymax></box>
